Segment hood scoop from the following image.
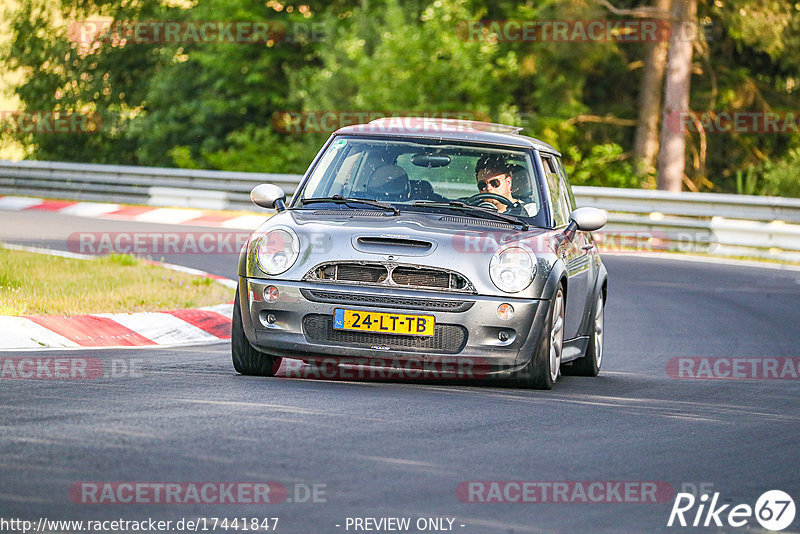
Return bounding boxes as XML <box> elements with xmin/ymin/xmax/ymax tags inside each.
<box><xmin>352</xmin><ymin>235</ymin><xmax>436</xmax><ymax>256</ymax></box>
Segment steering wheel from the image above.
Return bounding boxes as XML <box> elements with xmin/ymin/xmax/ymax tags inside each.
<box><xmin>460</xmin><ymin>192</ymin><xmax>516</xmax><ymax>209</ymax></box>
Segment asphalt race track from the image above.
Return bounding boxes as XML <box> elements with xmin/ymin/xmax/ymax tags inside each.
<box><xmin>2</xmin><ymin>210</ymin><xmax>800</xmax><ymax>533</ymax></box>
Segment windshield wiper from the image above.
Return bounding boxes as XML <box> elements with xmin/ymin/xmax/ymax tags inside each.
<box><xmin>411</xmin><ymin>200</ymin><xmax>529</xmax><ymax>230</ymax></box>
<box><xmin>299</xmin><ymin>195</ymin><xmax>399</xmax><ymax>215</ymax></box>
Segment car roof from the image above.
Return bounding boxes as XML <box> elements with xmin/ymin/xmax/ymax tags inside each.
<box><xmin>334</xmin><ymin>117</ymin><xmax>561</xmax><ymax>156</ymax></box>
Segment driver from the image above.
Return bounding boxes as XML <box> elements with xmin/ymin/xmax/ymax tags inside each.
<box><xmin>475</xmin><ymin>158</ymin><xmax>527</xmax><ymax>215</ymax></box>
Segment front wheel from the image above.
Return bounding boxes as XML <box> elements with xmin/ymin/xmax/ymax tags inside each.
<box><xmin>231</xmin><ymin>291</ymin><xmax>281</xmax><ymax>376</ymax></box>
<box><xmin>512</xmin><ymin>285</ymin><xmax>565</xmax><ymax>389</ymax></box>
<box><xmin>564</xmin><ymin>292</ymin><xmax>603</xmax><ymax>377</ymax></box>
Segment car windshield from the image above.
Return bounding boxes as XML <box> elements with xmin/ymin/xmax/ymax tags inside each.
<box><xmin>296</xmin><ymin>136</ymin><xmax>548</xmax><ymax>227</ymax></box>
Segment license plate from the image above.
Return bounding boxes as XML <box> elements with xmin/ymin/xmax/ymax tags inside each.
<box><xmin>333</xmin><ymin>309</ymin><xmax>435</xmax><ymax>336</ymax></box>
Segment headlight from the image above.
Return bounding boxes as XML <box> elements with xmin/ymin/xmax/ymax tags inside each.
<box><xmin>489</xmin><ymin>247</ymin><xmax>535</xmax><ymax>293</ymax></box>
<box><xmin>254</xmin><ymin>228</ymin><xmax>300</xmax><ymax>275</ymax></box>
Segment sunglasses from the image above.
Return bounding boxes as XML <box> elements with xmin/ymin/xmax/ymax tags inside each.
<box><xmin>477</xmin><ymin>177</ymin><xmax>504</xmax><ymax>191</ymax></box>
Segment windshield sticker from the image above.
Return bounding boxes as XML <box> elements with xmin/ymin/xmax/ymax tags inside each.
<box><xmin>331</xmin><ymin>139</ymin><xmax>347</xmax><ymax>150</ymax></box>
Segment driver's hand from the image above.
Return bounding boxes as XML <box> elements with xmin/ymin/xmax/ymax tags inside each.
<box><xmin>484</xmin><ymin>198</ymin><xmax>506</xmax><ymax>213</ymax></box>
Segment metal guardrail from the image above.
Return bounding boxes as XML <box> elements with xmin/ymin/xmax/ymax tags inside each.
<box><xmin>575</xmin><ymin>187</ymin><xmax>800</xmax><ymax>262</ymax></box>
<box><xmin>0</xmin><ymin>159</ymin><xmax>299</xmax><ymax>211</ymax></box>
<box><xmin>2</xmin><ymin>159</ymin><xmax>800</xmax><ymax>262</ymax></box>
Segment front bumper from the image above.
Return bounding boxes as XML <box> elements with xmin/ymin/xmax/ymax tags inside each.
<box><xmin>240</xmin><ymin>278</ymin><xmax>551</xmax><ymax>378</ymax></box>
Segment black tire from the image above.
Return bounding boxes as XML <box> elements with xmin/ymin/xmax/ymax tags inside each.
<box><xmin>512</xmin><ymin>285</ymin><xmax>565</xmax><ymax>390</ymax></box>
<box><xmin>564</xmin><ymin>292</ymin><xmax>603</xmax><ymax>377</ymax></box>
<box><xmin>231</xmin><ymin>291</ymin><xmax>280</xmax><ymax>376</ymax></box>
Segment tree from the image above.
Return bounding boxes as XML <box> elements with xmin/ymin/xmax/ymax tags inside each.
<box><xmin>4</xmin><ymin>0</ymin><xmax>800</xmax><ymax>196</ymax></box>
<box><xmin>633</xmin><ymin>0</ymin><xmax>671</xmax><ymax>181</ymax></box>
<box><xmin>4</xmin><ymin>0</ymin><xmax>177</xmax><ymax>164</ymax></box>
<box><xmin>657</xmin><ymin>0</ymin><xmax>697</xmax><ymax>191</ymax></box>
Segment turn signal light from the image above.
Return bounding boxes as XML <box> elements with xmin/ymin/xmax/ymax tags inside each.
<box><xmin>497</xmin><ymin>303</ymin><xmax>514</xmax><ymax>320</ymax></box>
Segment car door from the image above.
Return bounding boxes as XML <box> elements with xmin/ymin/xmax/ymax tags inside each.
<box><xmin>540</xmin><ymin>153</ymin><xmax>589</xmax><ymax>340</ymax></box>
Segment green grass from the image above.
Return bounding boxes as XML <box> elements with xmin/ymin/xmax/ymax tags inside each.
<box><xmin>0</xmin><ymin>249</ymin><xmax>233</xmax><ymax>315</ymax></box>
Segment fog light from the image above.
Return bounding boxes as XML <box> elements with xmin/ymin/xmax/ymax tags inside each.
<box><xmin>497</xmin><ymin>303</ymin><xmax>514</xmax><ymax>320</ymax></box>
<box><xmin>264</xmin><ymin>285</ymin><xmax>279</xmax><ymax>302</ymax></box>
<box><xmin>498</xmin><ymin>331</ymin><xmax>510</xmax><ymax>342</ymax></box>
<box><xmin>266</xmin><ymin>313</ymin><xmax>277</xmax><ymax>324</ymax></box>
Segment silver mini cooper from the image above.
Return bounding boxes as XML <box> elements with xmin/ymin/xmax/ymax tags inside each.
<box><xmin>232</xmin><ymin>118</ymin><xmax>608</xmax><ymax>389</ymax></box>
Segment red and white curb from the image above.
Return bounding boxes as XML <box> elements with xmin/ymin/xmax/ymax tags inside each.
<box><xmin>0</xmin><ymin>304</ymin><xmax>233</xmax><ymax>350</ymax></box>
<box><xmin>0</xmin><ymin>195</ymin><xmax>266</xmax><ymax>230</ymax></box>
<box><xmin>0</xmin><ymin>243</ymin><xmax>237</xmax><ymax>351</ymax></box>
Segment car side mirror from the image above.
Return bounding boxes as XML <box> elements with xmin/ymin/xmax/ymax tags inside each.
<box><xmin>569</xmin><ymin>207</ymin><xmax>607</xmax><ymax>232</ymax></box>
<box><xmin>251</xmin><ymin>184</ymin><xmax>287</xmax><ymax>212</ymax></box>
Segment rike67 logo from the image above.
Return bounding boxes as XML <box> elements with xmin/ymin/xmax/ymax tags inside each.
<box><xmin>668</xmin><ymin>489</ymin><xmax>795</xmax><ymax>531</ymax></box>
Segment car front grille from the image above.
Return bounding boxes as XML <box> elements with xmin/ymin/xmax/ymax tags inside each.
<box><xmin>304</xmin><ymin>262</ymin><xmax>474</xmax><ymax>293</ymax></box>
<box><xmin>391</xmin><ymin>267</ymin><xmax>460</xmax><ymax>290</ymax></box>
<box><xmin>301</xmin><ymin>289</ymin><xmax>474</xmax><ymax>312</ymax></box>
<box><xmin>334</xmin><ymin>263</ymin><xmax>388</xmax><ymax>283</ymax></box>
<box><xmin>302</xmin><ymin>314</ymin><xmax>467</xmax><ymax>354</ymax></box>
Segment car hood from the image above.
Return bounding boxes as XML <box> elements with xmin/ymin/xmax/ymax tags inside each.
<box><xmin>246</xmin><ymin>209</ymin><xmax>560</xmax><ymax>298</ymax></box>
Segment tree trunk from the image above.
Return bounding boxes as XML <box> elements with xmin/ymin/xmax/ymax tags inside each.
<box><xmin>656</xmin><ymin>0</ymin><xmax>697</xmax><ymax>192</ymax></box>
<box><xmin>633</xmin><ymin>0</ymin><xmax>671</xmax><ymax>178</ymax></box>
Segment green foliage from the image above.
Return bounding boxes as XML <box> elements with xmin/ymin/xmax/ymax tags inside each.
<box><xmin>0</xmin><ymin>272</ymin><xmax>22</xmax><ymax>291</ymax></box>
<box><xmin>735</xmin><ymin>166</ymin><xmax>759</xmax><ymax>195</ymax></box>
<box><xmin>107</xmin><ymin>253</ymin><xmax>137</xmax><ymax>266</ymax></box>
<box><xmin>565</xmin><ymin>143</ymin><xmax>641</xmax><ymax>189</ymax></box>
<box><xmin>202</xmin><ymin>126</ymin><xmax>325</xmax><ymax>174</ymax></box>
<box><xmin>713</xmin><ymin>0</ymin><xmax>794</xmax><ymax>60</ymax></box>
<box><xmin>761</xmin><ymin>148</ymin><xmax>800</xmax><ymax>198</ymax></box>
<box><xmin>2</xmin><ymin>0</ymin><xmax>800</xmax><ymax>194</ymax></box>
<box><xmin>127</xmin><ymin>0</ymin><xmax>331</xmax><ymax>169</ymax></box>
<box><xmin>689</xmin><ymin>0</ymin><xmax>800</xmax><ymax>194</ymax></box>
<box><xmin>191</xmin><ymin>276</ymin><xmax>212</xmax><ymax>287</ymax></box>
<box><xmin>5</xmin><ymin>0</ymin><xmax>177</xmax><ymax>164</ymax></box>
<box><xmin>296</xmin><ymin>0</ymin><xmax>517</xmax><ymax>115</ymax></box>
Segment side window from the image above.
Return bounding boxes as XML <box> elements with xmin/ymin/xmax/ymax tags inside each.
<box><xmin>555</xmin><ymin>157</ymin><xmax>577</xmax><ymax>211</ymax></box>
<box><xmin>541</xmin><ymin>154</ymin><xmax>570</xmax><ymax>226</ymax></box>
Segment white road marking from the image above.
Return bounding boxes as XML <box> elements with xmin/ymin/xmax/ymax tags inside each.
<box><xmin>134</xmin><ymin>208</ymin><xmax>205</xmax><ymax>225</ymax></box>
<box><xmin>58</xmin><ymin>202</ymin><xmax>120</xmax><ymax>217</ymax></box>
<box><xmin>0</xmin><ymin>317</ymin><xmax>80</xmax><ymax>349</ymax></box>
<box><xmin>92</xmin><ymin>312</ymin><xmax>219</xmax><ymax>345</ymax></box>
<box><xmin>0</xmin><ymin>196</ymin><xmax>44</xmax><ymax>210</ymax></box>
<box><xmin>1</xmin><ymin>242</ymin><xmax>95</xmax><ymax>260</ymax></box>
